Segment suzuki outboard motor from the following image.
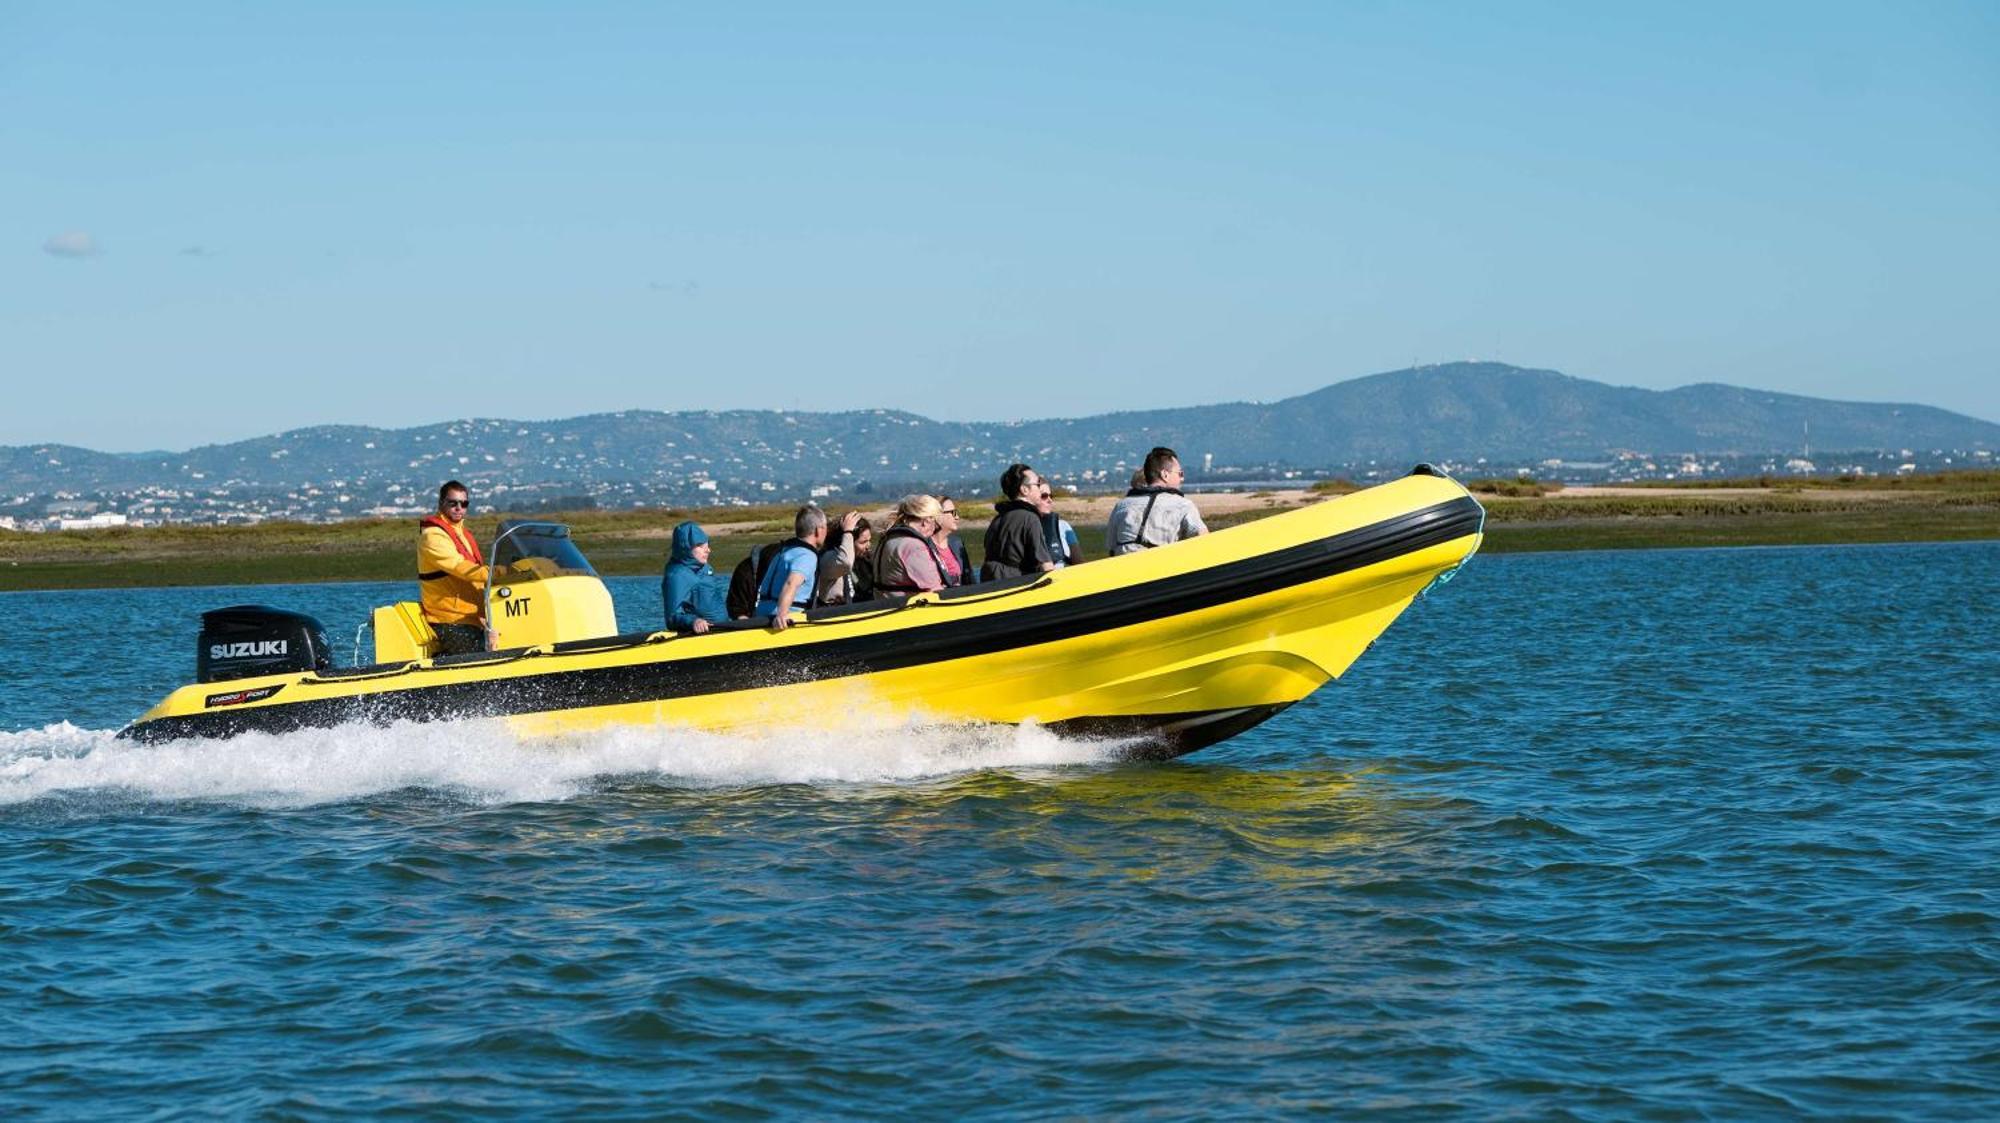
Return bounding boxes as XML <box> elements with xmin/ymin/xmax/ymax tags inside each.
<box><xmin>196</xmin><ymin>605</ymin><xmax>331</xmax><ymax>683</ymax></box>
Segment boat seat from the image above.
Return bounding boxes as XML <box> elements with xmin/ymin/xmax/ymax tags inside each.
<box><xmin>372</xmin><ymin>602</ymin><xmax>437</xmax><ymax>664</ymax></box>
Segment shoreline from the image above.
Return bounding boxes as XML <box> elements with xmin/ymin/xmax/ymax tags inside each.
<box><xmin>12</xmin><ymin>534</ymin><xmax>1999</xmax><ymax>598</ymax></box>
<box><xmin>4</xmin><ymin>485</ymin><xmax>1996</xmax><ymax>592</ymax></box>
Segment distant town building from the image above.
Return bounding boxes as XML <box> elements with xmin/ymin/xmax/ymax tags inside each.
<box><xmin>56</xmin><ymin>512</ymin><xmax>129</xmax><ymax>531</ymax></box>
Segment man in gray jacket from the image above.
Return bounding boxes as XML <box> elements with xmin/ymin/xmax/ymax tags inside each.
<box><xmin>1106</xmin><ymin>446</ymin><xmax>1208</xmax><ymax>556</ymax></box>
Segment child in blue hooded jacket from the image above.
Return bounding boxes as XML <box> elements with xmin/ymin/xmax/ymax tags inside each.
<box><xmin>661</xmin><ymin>522</ymin><xmax>731</xmax><ymax>634</ymax></box>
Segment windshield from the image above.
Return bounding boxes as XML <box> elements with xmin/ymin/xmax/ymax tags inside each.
<box><xmin>488</xmin><ymin>520</ymin><xmax>597</xmax><ymax>583</ymax></box>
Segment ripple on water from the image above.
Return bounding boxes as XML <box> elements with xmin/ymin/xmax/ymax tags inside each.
<box><xmin>1</xmin><ymin>546</ymin><xmax>1997</xmax><ymax>1117</ymax></box>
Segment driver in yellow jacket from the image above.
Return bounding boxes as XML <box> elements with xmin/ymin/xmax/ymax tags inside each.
<box><xmin>418</xmin><ymin>480</ymin><xmax>490</xmax><ymax>654</ymax></box>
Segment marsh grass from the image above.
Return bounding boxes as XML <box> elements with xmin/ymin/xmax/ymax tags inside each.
<box><xmin>1308</xmin><ymin>479</ymin><xmax>1361</xmax><ymax>495</ymax></box>
<box><xmin>1481</xmin><ymin>490</ymin><xmax>2000</xmax><ymax>522</ymax></box>
<box><xmin>4</xmin><ymin>473</ymin><xmax>1995</xmax><ymax>590</ymax></box>
<box><xmin>1466</xmin><ymin>477</ymin><xmax>1566</xmax><ymax>497</ymax></box>
<box><xmin>1628</xmin><ymin>469</ymin><xmax>2000</xmax><ymax>492</ymax></box>
<box><xmin>1484</xmin><ymin>505</ymin><xmax>2000</xmax><ymax>551</ymax></box>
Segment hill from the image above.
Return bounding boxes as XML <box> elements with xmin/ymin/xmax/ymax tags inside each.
<box><xmin>4</xmin><ymin>364</ymin><xmax>1996</xmax><ymax>518</ymax></box>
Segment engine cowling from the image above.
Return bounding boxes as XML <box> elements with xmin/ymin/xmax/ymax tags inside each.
<box><xmin>196</xmin><ymin>605</ymin><xmax>331</xmax><ymax>683</ymax></box>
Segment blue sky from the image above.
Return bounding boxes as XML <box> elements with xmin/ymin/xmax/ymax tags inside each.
<box><xmin>4</xmin><ymin>1</ymin><xmax>1995</xmax><ymax>450</ymax></box>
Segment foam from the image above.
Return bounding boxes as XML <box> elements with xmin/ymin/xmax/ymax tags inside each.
<box><xmin>0</xmin><ymin>717</ymin><xmax>1116</xmax><ymax>810</ymax></box>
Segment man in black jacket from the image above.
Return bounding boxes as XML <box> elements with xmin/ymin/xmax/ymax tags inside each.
<box><xmin>981</xmin><ymin>463</ymin><xmax>1056</xmax><ymax>581</ymax></box>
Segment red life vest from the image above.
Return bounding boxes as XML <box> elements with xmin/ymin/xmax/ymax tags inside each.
<box><xmin>419</xmin><ymin>515</ymin><xmax>483</xmax><ymax>567</ymax></box>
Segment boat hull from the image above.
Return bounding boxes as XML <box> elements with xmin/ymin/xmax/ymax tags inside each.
<box><xmin>122</xmin><ymin>475</ymin><xmax>1484</xmax><ymax>759</ymax></box>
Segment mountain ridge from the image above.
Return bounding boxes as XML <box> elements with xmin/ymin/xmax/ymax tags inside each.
<box><xmin>6</xmin><ymin>364</ymin><xmax>1996</xmax><ymax>512</ymax></box>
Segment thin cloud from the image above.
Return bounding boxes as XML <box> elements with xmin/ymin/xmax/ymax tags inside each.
<box><xmin>43</xmin><ymin>232</ymin><xmax>101</xmax><ymax>258</ymax></box>
<box><xmin>179</xmin><ymin>245</ymin><xmax>212</xmax><ymax>257</ymax></box>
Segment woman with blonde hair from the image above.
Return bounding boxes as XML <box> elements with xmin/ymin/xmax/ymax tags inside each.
<box><xmin>931</xmin><ymin>494</ymin><xmax>967</xmax><ymax>586</ymax></box>
<box><xmin>871</xmin><ymin>494</ymin><xmax>949</xmax><ymax>597</ymax></box>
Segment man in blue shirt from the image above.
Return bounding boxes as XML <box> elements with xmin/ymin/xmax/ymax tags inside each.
<box><xmin>755</xmin><ymin>506</ymin><xmax>829</xmax><ymax>631</ymax></box>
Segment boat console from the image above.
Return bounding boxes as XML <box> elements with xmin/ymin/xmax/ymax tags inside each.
<box><xmin>367</xmin><ymin>520</ymin><xmax>617</xmax><ymax>662</ymax></box>
<box><xmin>480</xmin><ymin>520</ymin><xmax>617</xmax><ymax>650</ymax></box>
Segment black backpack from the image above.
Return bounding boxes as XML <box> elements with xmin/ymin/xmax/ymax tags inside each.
<box><xmin>725</xmin><ymin>540</ymin><xmax>783</xmax><ymax>619</ymax></box>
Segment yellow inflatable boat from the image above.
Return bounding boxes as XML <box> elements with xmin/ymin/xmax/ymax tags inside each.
<box><xmin>121</xmin><ymin>468</ymin><xmax>1484</xmax><ymax>758</ymax></box>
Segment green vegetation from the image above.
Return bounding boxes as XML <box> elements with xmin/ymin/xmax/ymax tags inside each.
<box><xmin>1626</xmin><ymin>469</ymin><xmax>2000</xmax><ymax>491</ymax></box>
<box><xmin>4</xmin><ymin>473</ymin><xmax>1996</xmax><ymax>591</ymax></box>
<box><xmin>1480</xmin><ymin>490</ymin><xmax>1998</xmax><ymax>522</ymax></box>
<box><xmin>1483</xmin><ymin>505</ymin><xmax>2000</xmax><ymax>552</ymax></box>
<box><xmin>0</xmin><ymin>505</ymin><xmax>805</xmax><ymax>592</ymax></box>
<box><xmin>1466</xmin><ymin>477</ymin><xmax>1565</xmax><ymax>497</ymax></box>
<box><xmin>1469</xmin><ymin>475</ymin><xmax>2000</xmax><ymax>552</ymax></box>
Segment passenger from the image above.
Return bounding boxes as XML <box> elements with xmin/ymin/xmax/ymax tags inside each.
<box><xmin>1107</xmin><ymin>446</ymin><xmax>1208</xmax><ymax>556</ymax></box>
<box><xmin>815</xmin><ymin>510</ymin><xmax>870</xmax><ymax>606</ymax></box>
<box><xmin>755</xmin><ymin>506</ymin><xmax>830</xmax><ymax>631</ymax></box>
<box><xmin>931</xmin><ymin>495</ymin><xmax>967</xmax><ymax>586</ymax></box>
<box><xmin>873</xmin><ymin>494</ymin><xmax>950</xmax><ymax>598</ymax></box>
<box><xmin>850</xmin><ymin>519</ymin><xmax>877</xmax><ymax>601</ymax></box>
<box><xmin>727</xmin><ymin>538</ymin><xmax>786</xmax><ymax>620</ymax></box>
<box><xmin>1036</xmin><ymin>479</ymin><xmax>1081</xmax><ymax>567</ymax></box>
<box><xmin>981</xmin><ymin>464</ymin><xmax>1054</xmax><ymax>581</ymax></box>
<box><xmin>660</xmin><ymin>521</ymin><xmax>729</xmax><ymax>634</ymax></box>
<box><xmin>417</xmin><ymin>480</ymin><xmax>490</xmax><ymax>655</ymax></box>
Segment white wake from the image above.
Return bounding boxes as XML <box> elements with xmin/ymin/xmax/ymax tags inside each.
<box><xmin>0</xmin><ymin>718</ymin><xmax>1119</xmax><ymax>809</ymax></box>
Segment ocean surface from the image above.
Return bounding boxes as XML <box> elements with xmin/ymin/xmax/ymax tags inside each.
<box><xmin>2</xmin><ymin>543</ymin><xmax>1995</xmax><ymax>1119</ymax></box>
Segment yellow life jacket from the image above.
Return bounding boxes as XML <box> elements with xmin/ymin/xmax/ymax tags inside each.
<box><xmin>417</xmin><ymin>516</ymin><xmax>488</xmax><ymax>625</ymax></box>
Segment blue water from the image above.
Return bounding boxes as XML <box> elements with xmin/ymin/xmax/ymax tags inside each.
<box><xmin>2</xmin><ymin>544</ymin><xmax>1996</xmax><ymax>1118</ymax></box>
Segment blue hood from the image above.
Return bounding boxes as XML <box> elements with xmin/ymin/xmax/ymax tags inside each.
<box><xmin>670</xmin><ymin>522</ymin><xmax>711</xmax><ymax>571</ymax></box>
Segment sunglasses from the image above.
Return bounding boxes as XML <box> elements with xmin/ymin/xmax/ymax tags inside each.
<box><xmin>939</xmin><ymin>507</ymin><xmax>956</xmax><ymax>515</ymax></box>
<box><xmin>442</xmin><ymin>499</ymin><xmax>469</xmax><ymax>509</ymax></box>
